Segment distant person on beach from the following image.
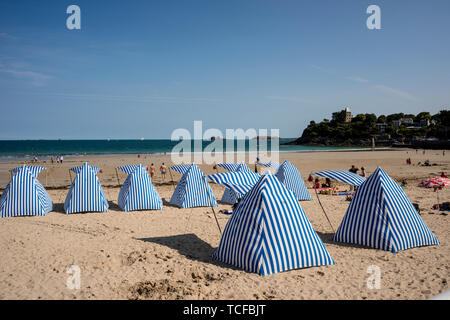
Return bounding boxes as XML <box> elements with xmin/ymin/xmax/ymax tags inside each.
<box><xmin>313</xmin><ymin>178</ymin><xmax>321</xmax><ymax>189</ymax></box>
<box><xmin>401</xmin><ymin>179</ymin><xmax>408</xmax><ymax>188</ymax></box>
<box><xmin>60</xmin><ymin>155</ymin><xmax>64</xmax><ymax>163</ymax></box>
<box><xmin>51</xmin><ymin>156</ymin><xmax>54</xmax><ymax>164</ymax></box>
<box><xmin>160</xmin><ymin>163</ymin><xmax>167</xmax><ymax>181</ymax></box>
<box><xmin>255</xmin><ymin>157</ymin><xmax>260</xmax><ymax>173</ymax></box>
<box><xmin>349</xmin><ymin>165</ymin><xmax>358</xmax><ymax>174</ymax></box>
<box><xmin>322</xmin><ymin>178</ymin><xmax>332</xmax><ymax>188</ymax></box>
<box><xmin>441</xmin><ymin>172</ymin><xmax>447</xmax><ymax>178</ymax></box>
<box><xmin>360</xmin><ymin>167</ymin><xmax>366</xmax><ymax>177</ymax></box>
<box><xmin>219</xmin><ymin>198</ymin><xmax>241</xmax><ymax>215</ymax></box>
<box><xmin>150</xmin><ymin>163</ymin><xmax>156</xmax><ymax>179</ymax></box>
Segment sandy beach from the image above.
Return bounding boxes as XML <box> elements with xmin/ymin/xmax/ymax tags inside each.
<box><xmin>0</xmin><ymin>149</ymin><xmax>448</xmax><ymax>300</ymax></box>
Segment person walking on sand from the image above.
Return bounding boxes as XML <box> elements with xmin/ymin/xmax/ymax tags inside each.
<box><xmin>160</xmin><ymin>163</ymin><xmax>167</xmax><ymax>181</ymax></box>
<box><xmin>150</xmin><ymin>163</ymin><xmax>156</xmax><ymax>180</ymax></box>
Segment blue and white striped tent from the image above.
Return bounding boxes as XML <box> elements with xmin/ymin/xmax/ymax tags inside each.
<box><xmin>1</xmin><ymin>165</ymin><xmax>53</xmax><ymax>218</ymax></box>
<box><xmin>213</xmin><ymin>171</ymin><xmax>334</xmax><ymax>275</ymax></box>
<box><xmin>170</xmin><ymin>164</ymin><xmax>194</xmax><ymax>175</ymax></box>
<box><xmin>256</xmin><ymin>162</ymin><xmax>281</xmax><ymax>170</ymax></box>
<box><xmin>169</xmin><ymin>164</ymin><xmax>217</xmax><ymax>208</ymax></box>
<box><xmin>64</xmin><ymin>163</ymin><xmax>109</xmax><ymax>214</ymax></box>
<box><xmin>313</xmin><ymin>170</ymin><xmax>366</xmax><ymax>186</ymax></box>
<box><xmin>214</xmin><ymin>163</ymin><xmax>258</xmax><ymax>204</ymax></box>
<box><xmin>334</xmin><ymin>167</ymin><xmax>439</xmax><ymax>252</ymax></box>
<box><xmin>208</xmin><ymin>170</ymin><xmax>261</xmax><ymax>204</ymax></box>
<box><xmin>217</xmin><ymin>162</ymin><xmax>252</xmax><ymax>173</ymax></box>
<box><xmin>117</xmin><ymin>164</ymin><xmax>163</xmax><ymax>211</ymax></box>
<box><xmin>12</xmin><ymin>165</ymin><xmax>46</xmax><ymax>177</ymax></box>
<box><xmin>275</xmin><ymin>161</ymin><xmax>312</xmax><ymax>201</ymax></box>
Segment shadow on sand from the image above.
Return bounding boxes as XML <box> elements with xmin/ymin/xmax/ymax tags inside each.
<box><xmin>137</xmin><ymin>233</ymin><xmax>238</xmax><ymax>270</ymax></box>
<box><xmin>316</xmin><ymin>231</ymin><xmax>379</xmax><ymax>250</ymax></box>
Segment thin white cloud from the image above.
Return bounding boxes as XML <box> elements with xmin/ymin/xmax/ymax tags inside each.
<box><xmin>346</xmin><ymin>76</ymin><xmax>369</xmax><ymax>83</ymax></box>
<box><xmin>266</xmin><ymin>95</ymin><xmax>314</xmax><ymax>103</ymax></box>
<box><xmin>0</xmin><ymin>68</ymin><xmax>53</xmax><ymax>86</ymax></box>
<box><xmin>311</xmin><ymin>64</ymin><xmax>334</xmax><ymax>74</ymax></box>
<box><xmin>25</xmin><ymin>92</ymin><xmax>221</xmax><ymax>103</ymax></box>
<box><xmin>0</xmin><ymin>32</ymin><xmax>18</xmax><ymax>40</ymax></box>
<box><xmin>374</xmin><ymin>84</ymin><xmax>417</xmax><ymax>101</ymax></box>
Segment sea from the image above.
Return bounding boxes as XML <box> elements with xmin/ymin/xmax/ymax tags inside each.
<box><xmin>0</xmin><ymin>139</ymin><xmax>372</xmax><ymax>161</ymax></box>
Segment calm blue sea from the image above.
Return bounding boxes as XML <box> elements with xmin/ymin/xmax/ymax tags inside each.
<box><xmin>0</xmin><ymin>139</ymin><xmax>369</xmax><ymax>160</ymax></box>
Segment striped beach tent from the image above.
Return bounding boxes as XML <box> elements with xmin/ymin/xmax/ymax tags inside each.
<box><xmin>217</xmin><ymin>162</ymin><xmax>252</xmax><ymax>173</ymax></box>
<box><xmin>334</xmin><ymin>167</ymin><xmax>439</xmax><ymax>252</ymax></box>
<box><xmin>64</xmin><ymin>163</ymin><xmax>109</xmax><ymax>214</ymax></box>
<box><xmin>313</xmin><ymin>170</ymin><xmax>366</xmax><ymax>186</ymax></box>
<box><xmin>170</xmin><ymin>164</ymin><xmax>194</xmax><ymax>175</ymax></box>
<box><xmin>256</xmin><ymin>162</ymin><xmax>281</xmax><ymax>170</ymax></box>
<box><xmin>117</xmin><ymin>164</ymin><xmax>163</xmax><ymax>211</ymax></box>
<box><xmin>169</xmin><ymin>164</ymin><xmax>217</xmax><ymax>208</ymax></box>
<box><xmin>213</xmin><ymin>171</ymin><xmax>334</xmax><ymax>275</ymax></box>
<box><xmin>214</xmin><ymin>163</ymin><xmax>258</xmax><ymax>204</ymax></box>
<box><xmin>12</xmin><ymin>165</ymin><xmax>46</xmax><ymax>177</ymax></box>
<box><xmin>208</xmin><ymin>170</ymin><xmax>261</xmax><ymax>204</ymax></box>
<box><xmin>275</xmin><ymin>161</ymin><xmax>312</xmax><ymax>201</ymax></box>
<box><xmin>1</xmin><ymin>165</ymin><xmax>53</xmax><ymax>218</ymax></box>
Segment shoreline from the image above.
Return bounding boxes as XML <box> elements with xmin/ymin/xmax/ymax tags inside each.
<box><xmin>0</xmin><ymin>147</ymin><xmax>399</xmax><ymax>162</ymax></box>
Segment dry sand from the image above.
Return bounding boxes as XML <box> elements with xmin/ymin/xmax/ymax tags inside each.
<box><xmin>0</xmin><ymin>149</ymin><xmax>448</xmax><ymax>300</ymax></box>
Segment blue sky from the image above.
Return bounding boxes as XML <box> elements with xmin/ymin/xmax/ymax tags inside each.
<box><xmin>0</xmin><ymin>0</ymin><xmax>449</xmax><ymax>139</ymax></box>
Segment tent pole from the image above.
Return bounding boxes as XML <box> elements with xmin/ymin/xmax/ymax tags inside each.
<box><xmin>314</xmin><ymin>185</ymin><xmax>335</xmax><ymax>234</ymax></box>
<box><xmin>169</xmin><ymin>169</ymin><xmax>176</xmax><ymax>191</ymax></box>
<box><xmin>203</xmin><ymin>176</ymin><xmax>222</xmax><ymax>236</ymax></box>
<box><xmin>115</xmin><ymin>168</ymin><xmax>120</xmax><ymax>186</ymax></box>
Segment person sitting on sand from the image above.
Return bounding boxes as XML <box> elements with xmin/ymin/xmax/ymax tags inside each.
<box><xmin>349</xmin><ymin>165</ymin><xmax>359</xmax><ymax>174</ymax></box>
<box><xmin>401</xmin><ymin>179</ymin><xmax>407</xmax><ymax>188</ymax></box>
<box><xmin>313</xmin><ymin>178</ymin><xmax>321</xmax><ymax>189</ymax></box>
<box><xmin>219</xmin><ymin>198</ymin><xmax>241</xmax><ymax>215</ymax></box>
<box><xmin>160</xmin><ymin>163</ymin><xmax>167</xmax><ymax>181</ymax></box>
<box><xmin>360</xmin><ymin>167</ymin><xmax>366</xmax><ymax>177</ymax></box>
<box><xmin>322</xmin><ymin>178</ymin><xmax>332</xmax><ymax>188</ymax></box>
<box><xmin>441</xmin><ymin>172</ymin><xmax>447</xmax><ymax>178</ymax></box>
<box><xmin>424</xmin><ymin>160</ymin><xmax>430</xmax><ymax>166</ymax></box>
<box><xmin>150</xmin><ymin>163</ymin><xmax>156</xmax><ymax>179</ymax></box>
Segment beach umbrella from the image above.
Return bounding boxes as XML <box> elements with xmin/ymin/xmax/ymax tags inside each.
<box><xmin>312</xmin><ymin>170</ymin><xmax>366</xmax><ymax>187</ymax></box>
<box><xmin>0</xmin><ymin>165</ymin><xmax>53</xmax><ymax>218</ymax></box>
<box><xmin>213</xmin><ymin>171</ymin><xmax>334</xmax><ymax>275</ymax></box>
<box><xmin>117</xmin><ymin>164</ymin><xmax>163</xmax><ymax>211</ymax></box>
<box><xmin>418</xmin><ymin>177</ymin><xmax>450</xmax><ymax>188</ymax></box>
<box><xmin>334</xmin><ymin>167</ymin><xmax>439</xmax><ymax>252</ymax></box>
<box><xmin>64</xmin><ymin>163</ymin><xmax>109</xmax><ymax>214</ymax></box>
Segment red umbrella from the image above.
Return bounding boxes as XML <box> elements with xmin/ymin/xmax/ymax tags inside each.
<box><xmin>418</xmin><ymin>177</ymin><xmax>450</xmax><ymax>189</ymax></box>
